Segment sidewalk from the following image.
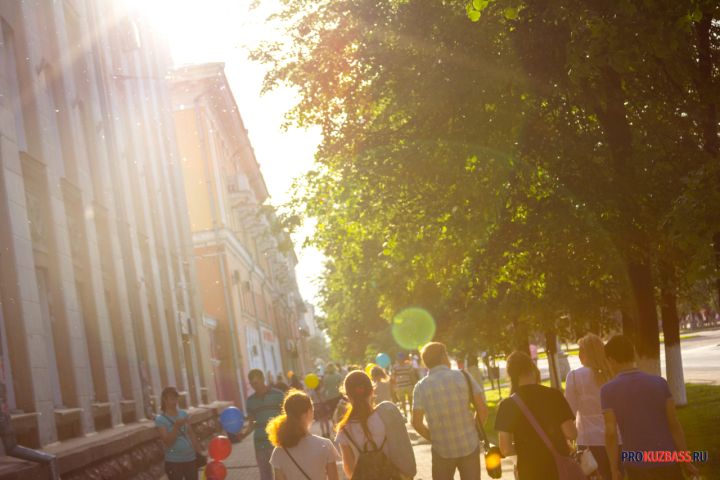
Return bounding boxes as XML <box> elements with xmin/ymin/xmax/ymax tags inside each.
<box><xmin>215</xmin><ymin>421</ymin><xmax>517</xmax><ymax>480</ymax></box>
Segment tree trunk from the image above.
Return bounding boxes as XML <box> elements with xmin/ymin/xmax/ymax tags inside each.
<box><xmin>627</xmin><ymin>261</ymin><xmax>661</xmax><ymax>375</ymax></box>
<box><xmin>545</xmin><ymin>330</ymin><xmax>562</xmax><ymax>389</ymax></box>
<box><xmin>696</xmin><ymin>11</ymin><xmax>720</xmax><ymax>309</ymax></box>
<box><xmin>660</xmin><ymin>263</ymin><xmax>687</xmax><ymax>406</ymax></box>
<box><xmin>513</xmin><ymin>319</ymin><xmax>531</xmax><ymax>356</ymax></box>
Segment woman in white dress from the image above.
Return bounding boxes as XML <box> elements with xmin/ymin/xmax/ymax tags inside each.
<box><xmin>565</xmin><ymin>333</ymin><xmax>614</xmax><ymax>480</ymax></box>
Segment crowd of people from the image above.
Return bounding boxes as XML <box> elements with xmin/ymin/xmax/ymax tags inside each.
<box><xmin>154</xmin><ymin>334</ymin><xmax>699</xmax><ymax>480</ymax></box>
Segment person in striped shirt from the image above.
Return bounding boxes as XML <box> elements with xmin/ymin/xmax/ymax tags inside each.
<box><xmin>392</xmin><ymin>352</ymin><xmax>419</xmax><ymax>419</ymax></box>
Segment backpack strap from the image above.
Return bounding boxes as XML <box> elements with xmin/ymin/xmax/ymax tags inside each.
<box><xmin>343</xmin><ymin>423</ymin><xmax>385</xmax><ymax>453</ymax></box>
<box><xmin>284</xmin><ymin>447</ymin><xmax>313</xmax><ymax>480</ymax></box>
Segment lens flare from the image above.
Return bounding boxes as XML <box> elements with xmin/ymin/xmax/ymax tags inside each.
<box><xmin>391</xmin><ymin>307</ymin><xmax>436</xmax><ymax>350</ymax></box>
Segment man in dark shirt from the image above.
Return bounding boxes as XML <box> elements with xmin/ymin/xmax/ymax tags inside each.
<box><xmin>238</xmin><ymin>369</ymin><xmax>284</xmax><ymax>480</ymax></box>
<box><xmin>601</xmin><ymin>335</ymin><xmax>698</xmax><ymax>480</ymax></box>
<box><xmin>494</xmin><ymin>351</ymin><xmax>576</xmax><ymax>480</ymax></box>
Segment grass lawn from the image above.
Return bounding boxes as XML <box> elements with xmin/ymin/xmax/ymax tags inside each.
<box><xmin>480</xmin><ymin>383</ymin><xmax>719</xmax><ymax>479</ymax></box>
<box><xmin>677</xmin><ymin>383</ymin><xmax>720</xmax><ymax>479</ymax></box>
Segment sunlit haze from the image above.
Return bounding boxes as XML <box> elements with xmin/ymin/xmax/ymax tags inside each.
<box><xmin>123</xmin><ymin>0</ymin><xmax>325</xmax><ymax>306</ymax></box>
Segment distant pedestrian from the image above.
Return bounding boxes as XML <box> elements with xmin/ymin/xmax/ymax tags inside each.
<box><xmin>275</xmin><ymin>374</ymin><xmax>290</xmax><ymax>393</ymax></box>
<box><xmin>392</xmin><ymin>352</ymin><xmax>418</xmax><ymax>418</ymax></box>
<box><xmin>601</xmin><ymin>335</ymin><xmax>698</xmax><ymax>480</ymax></box>
<box><xmin>155</xmin><ymin>387</ymin><xmax>204</xmax><ymax>480</ymax></box>
<box><xmin>371</xmin><ymin>366</ymin><xmax>393</xmax><ymax>403</ymax></box>
<box><xmin>238</xmin><ymin>370</ymin><xmax>285</xmax><ymax>480</ymax></box>
<box><xmin>464</xmin><ymin>355</ymin><xmax>486</xmax><ymax>404</ymax></box>
<box><xmin>323</xmin><ymin>363</ymin><xmax>344</xmax><ymax>421</ymax></box>
<box><xmin>288</xmin><ymin>371</ymin><xmax>303</xmax><ymax>390</ymax></box>
<box><xmin>266</xmin><ymin>389</ymin><xmax>340</xmax><ymax>480</ymax></box>
<box><xmin>495</xmin><ymin>351</ymin><xmax>578</xmax><ymax>480</ymax></box>
<box><xmin>412</xmin><ymin>342</ymin><xmax>488</xmax><ymax>480</ymax></box>
<box><xmin>336</xmin><ymin>371</ymin><xmax>416</xmax><ymax>479</ymax></box>
<box><xmin>565</xmin><ymin>333</ymin><xmax>614</xmax><ymax>480</ymax></box>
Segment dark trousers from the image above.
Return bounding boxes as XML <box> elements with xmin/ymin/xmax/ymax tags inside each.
<box><xmin>164</xmin><ymin>460</ymin><xmax>198</xmax><ymax>480</ymax></box>
<box><xmin>625</xmin><ymin>464</ymin><xmax>683</xmax><ymax>480</ymax></box>
<box><xmin>255</xmin><ymin>445</ymin><xmax>274</xmax><ymax>480</ymax></box>
<box><xmin>431</xmin><ymin>447</ymin><xmax>481</xmax><ymax>480</ymax></box>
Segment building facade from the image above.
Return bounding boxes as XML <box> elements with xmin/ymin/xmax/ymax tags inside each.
<box><xmin>0</xmin><ymin>1</ymin><xmax>218</xmax><ymax>477</ymax></box>
<box><xmin>171</xmin><ymin>63</ymin><xmax>310</xmax><ymax>408</ymax></box>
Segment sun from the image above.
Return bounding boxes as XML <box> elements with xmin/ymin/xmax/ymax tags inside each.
<box><xmin>117</xmin><ymin>0</ymin><xmax>245</xmax><ymax>64</ymax></box>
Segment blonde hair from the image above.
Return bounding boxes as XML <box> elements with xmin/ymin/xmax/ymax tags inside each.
<box><xmin>266</xmin><ymin>390</ymin><xmax>312</xmax><ymax>448</ymax></box>
<box><xmin>578</xmin><ymin>333</ymin><xmax>612</xmax><ymax>385</ymax></box>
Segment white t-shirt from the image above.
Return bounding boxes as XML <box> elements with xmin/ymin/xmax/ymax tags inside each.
<box><xmin>270</xmin><ymin>434</ymin><xmax>340</xmax><ymax>480</ymax></box>
<box><xmin>335</xmin><ymin>411</ymin><xmax>390</xmax><ymax>456</ymax></box>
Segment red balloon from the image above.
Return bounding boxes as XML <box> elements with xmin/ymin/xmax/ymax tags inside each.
<box><xmin>208</xmin><ymin>435</ymin><xmax>232</xmax><ymax>461</ymax></box>
<box><xmin>205</xmin><ymin>461</ymin><xmax>227</xmax><ymax>480</ymax></box>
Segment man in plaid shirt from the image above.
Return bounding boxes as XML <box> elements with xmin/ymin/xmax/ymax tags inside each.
<box><xmin>412</xmin><ymin>342</ymin><xmax>489</xmax><ymax>480</ymax></box>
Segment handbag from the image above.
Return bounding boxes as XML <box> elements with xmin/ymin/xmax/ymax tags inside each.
<box><xmin>577</xmin><ymin>448</ymin><xmax>598</xmax><ymax>476</ymax></box>
<box><xmin>462</xmin><ymin>371</ymin><xmax>503</xmax><ymax>479</ymax></box>
<box><xmin>510</xmin><ymin>394</ymin><xmax>587</xmax><ymax>480</ymax></box>
<box><xmin>161</xmin><ymin>414</ymin><xmax>206</xmax><ymax>469</ymax></box>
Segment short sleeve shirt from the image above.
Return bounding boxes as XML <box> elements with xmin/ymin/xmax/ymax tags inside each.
<box><xmin>247</xmin><ymin>388</ymin><xmax>285</xmax><ymax>449</ymax></box>
<box><xmin>600</xmin><ymin>370</ymin><xmax>675</xmax><ymax>461</ymax></box>
<box><xmin>393</xmin><ymin>363</ymin><xmax>417</xmax><ymax>389</ymax></box>
<box><xmin>494</xmin><ymin>384</ymin><xmax>574</xmax><ymax>480</ymax></box>
<box><xmin>412</xmin><ymin>365</ymin><xmax>483</xmax><ymax>458</ymax></box>
<box><xmin>270</xmin><ymin>434</ymin><xmax>340</xmax><ymax>480</ymax></box>
<box><xmin>323</xmin><ymin>373</ymin><xmax>343</xmax><ymax>399</ymax></box>
<box><xmin>155</xmin><ymin>411</ymin><xmax>196</xmax><ymax>462</ymax></box>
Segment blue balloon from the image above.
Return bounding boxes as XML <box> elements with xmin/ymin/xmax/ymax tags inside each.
<box><xmin>220</xmin><ymin>406</ymin><xmax>245</xmax><ymax>434</ymax></box>
<box><xmin>375</xmin><ymin>353</ymin><xmax>391</xmax><ymax>369</ymax></box>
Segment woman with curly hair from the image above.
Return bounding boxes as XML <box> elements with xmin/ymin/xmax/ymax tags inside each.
<box><xmin>266</xmin><ymin>390</ymin><xmax>340</xmax><ymax>480</ymax></box>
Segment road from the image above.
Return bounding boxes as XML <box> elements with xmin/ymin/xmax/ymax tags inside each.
<box><xmin>510</xmin><ymin>328</ymin><xmax>720</xmax><ymax>386</ymax></box>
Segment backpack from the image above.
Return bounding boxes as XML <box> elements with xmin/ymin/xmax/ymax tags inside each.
<box><xmin>342</xmin><ymin>424</ymin><xmax>402</xmax><ymax>480</ymax></box>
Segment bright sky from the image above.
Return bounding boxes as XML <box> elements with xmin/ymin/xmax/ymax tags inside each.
<box><xmin>127</xmin><ymin>0</ymin><xmax>325</xmax><ymax>306</ymax></box>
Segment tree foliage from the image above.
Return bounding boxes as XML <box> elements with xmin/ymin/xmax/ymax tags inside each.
<box><xmin>254</xmin><ymin>0</ymin><xmax>720</xmax><ymax>362</ymax></box>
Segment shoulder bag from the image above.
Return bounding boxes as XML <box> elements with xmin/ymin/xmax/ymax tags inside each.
<box><xmin>510</xmin><ymin>394</ymin><xmax>587</xmax><ymax>480</ymax></box>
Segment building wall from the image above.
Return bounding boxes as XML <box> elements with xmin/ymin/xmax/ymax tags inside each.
<box><xmin>171</xmin><ymin>63</ymin><xmax>309</xmax><ymax>403</ymax></box>
<box><xmin>0</xmin><ymin>1</ymin><xmax>211</xmax><ymax>469</ymax></box>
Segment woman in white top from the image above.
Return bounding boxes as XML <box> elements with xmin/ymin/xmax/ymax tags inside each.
<box><xmin>267</xmin><ymin>390</ymin><xmax>340</xmax><ymax>480</ymax></box>
<box><xmin>565</xmin><ymin>333</ymin><xmax>614</xmax><ymax>480</ymax></box>
<box><xmin>336</xmin><ymin>370</ymin><xmax>415</xmax><ymax>479</ymax></box>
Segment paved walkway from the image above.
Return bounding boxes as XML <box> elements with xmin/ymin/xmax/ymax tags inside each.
<box><xmin>214</xmin><ymin>423</ymin><xmax>516</xmax><ymax>479</ymax></box>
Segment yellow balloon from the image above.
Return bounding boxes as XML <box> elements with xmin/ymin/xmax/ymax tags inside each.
<box><xmin>365</xmin><ymin>363</ymin><xmax>378</xmax><ymax>377</ymax></box>
<box><xmin>305</xmin><ymin>373</ymin><xmax>320</xmax><ymax>389</ymax></box>
<box><xmin>200</xmin><ymin>470</ymin><xmax>207</xmax><ymax>480</ymax></box>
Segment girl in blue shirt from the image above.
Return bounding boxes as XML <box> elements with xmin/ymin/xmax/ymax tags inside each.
<box><xmin>155</xmin><ymin>387</ymin><xmax>204</xmax><ymax>480</ymax></box>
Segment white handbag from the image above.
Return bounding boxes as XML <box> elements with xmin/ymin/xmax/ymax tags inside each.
<box><xmin>578</xmin><ymin>448</ymin><xmax>598</xmax><ymax>476</ymax></box>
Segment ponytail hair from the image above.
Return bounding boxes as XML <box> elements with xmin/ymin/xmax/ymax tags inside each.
<box><xmin>336</xmin><ymin>370</ymin><xmax>374</xmax><ymax>437</ymax></box>
<box><xmin>266</xmin><ymin>389</ymin><xmax>312</xmax><ymax>448</ymax></box>
<box><xmin>578</xmin><ymin>333</ymin><xmax>612</xmax><ymax>385</ymax></box>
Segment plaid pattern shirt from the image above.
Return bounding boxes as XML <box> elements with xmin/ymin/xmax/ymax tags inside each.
<box><xmin>413</xmin><ymin>365</ymin><xmax>482</xmax><ymax>458</ymax></box>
